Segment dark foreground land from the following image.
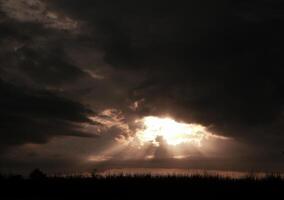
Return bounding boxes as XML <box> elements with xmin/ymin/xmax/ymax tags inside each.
<box><xmin>1</xmin><ymin>173</ymin><xmax>284</xmax><ymax>200</ymax></box>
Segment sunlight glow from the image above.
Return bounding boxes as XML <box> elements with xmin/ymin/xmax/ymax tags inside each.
<box><xmin>135</xmin><ymin>116</ymin><xmax>212</xmax><ymax>146</ymax></box>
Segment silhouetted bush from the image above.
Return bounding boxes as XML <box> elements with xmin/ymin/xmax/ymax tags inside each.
<box><xmin>29</xmin><ymin>168</ymin><xmax>47</xmax><ymax>180</ymax></box>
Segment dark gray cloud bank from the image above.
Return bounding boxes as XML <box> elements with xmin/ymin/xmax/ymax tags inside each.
<box><xmin>0</xmin><ymin>0</ymin><xmax>284</xmax><ymax>173</ymax></box>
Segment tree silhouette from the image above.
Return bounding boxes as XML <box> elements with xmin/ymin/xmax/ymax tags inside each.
<box><xmin>29</xmin><ymin>168</ymin><xmax>47</xmax><ymax>180</ymax></box>
<box><xmin>91</xmin><ymin>168</ymin><xmax>99</xmax><ymax>178</ymax></box>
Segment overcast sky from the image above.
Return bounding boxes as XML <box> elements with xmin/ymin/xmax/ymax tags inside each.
<box><xmin>0</xmin><ymin>0</ymin><xmax>284</xmax><ymax>174</ymax></box>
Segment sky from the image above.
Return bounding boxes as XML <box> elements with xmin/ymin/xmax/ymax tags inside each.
<box><xmin>0</xmin><ymin>0</ymin><xmax>284</xmax><ymax>174</ymax></box>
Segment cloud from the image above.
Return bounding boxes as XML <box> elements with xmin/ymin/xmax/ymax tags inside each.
<box><xmin>1</xmin><ymin>0</ymin><xmax>284</xmax><ymax>171</ymax></box>
<box><xmin>0</xmin><ymin>6</ymin><xmax>137</xmax><ymax>157</ymax></box>
<box><xmin>0</xmin><ymin>9</ymin><xmax>104</xmax><ymax>153</ymax></box>
<box><xmin>50</xmin><ymin>0</ymin><xmax>284</xmax><ymax>147</ymax></box>
<box><xmin>153</xmin><ymin>136</ymin><xmax>172</xmax><ymax>159</ymax></box>
<box><xmin>0</xmin><ymin>79</ymin><xmax>97</xmax><ymax>152</ymax></box>
<box><xmin>1</xmin><ymin>0</ymin><xmax>79</xmax><ymax>30</ymax></box>
<box><xmin>0</xmin><ymin>11</ymin><xmax>94</xmax><ymax>89</ymax></box>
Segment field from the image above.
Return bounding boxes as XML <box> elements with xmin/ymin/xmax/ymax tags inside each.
<box><xmin>1</xmin><ymin>170</ymin><xmax>284</xmax><ymax>200</ymax></box>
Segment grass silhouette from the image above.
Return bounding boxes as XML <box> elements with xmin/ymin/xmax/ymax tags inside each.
<box><xmin>0</xmin><ymin>170</ymin><xmax>283</xmax><ymax>199</ymax></box>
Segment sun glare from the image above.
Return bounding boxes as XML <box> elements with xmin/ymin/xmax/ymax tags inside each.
<box><xmin>135</xmin><ymin>116</ymin><xmax>211</xmax><ymax>146</ymax></box>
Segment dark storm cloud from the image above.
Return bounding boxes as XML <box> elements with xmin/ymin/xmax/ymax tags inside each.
<box><xmin>0</xmin><ymin>78</ymin><xmax>96</xmax><ymax>152</ymax></box>
<box><xmin>50</xmin><ymin>0</ymin><xmax>284</xmax><ymax>149</ymax></box>
<box><xmin>0</xmin><ymin>11</ymin><xmax>92</xmax><ymax>89</ymax></box>
<box><xmin>1</xmin><ymin>0</ymin><xmax>284</xmax><ymax>172</ymax></box>
<box><xmin>0</xmin><ymin>9</ymin><xmax>99</xmax><ymax>153</ymax></box>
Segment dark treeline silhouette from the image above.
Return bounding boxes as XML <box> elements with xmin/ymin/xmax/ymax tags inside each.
<box><xmin>0</xmin><ymin>169</ymin><xmax>284</xmax><ymax>200</ymax></box>
<box><xmin>29</xmin><ymin>168</ymin><xmax>47</xmax><ymax>180</ymax></box>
